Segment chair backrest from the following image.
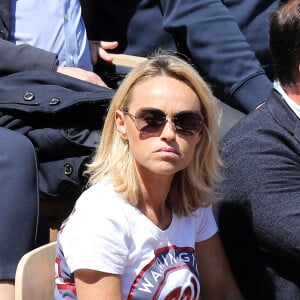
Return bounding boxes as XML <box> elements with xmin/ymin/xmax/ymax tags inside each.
<box><xmin>15</xmin><ymin>241</ymin><xmax>57</xmax><ymax>300</ymax></box>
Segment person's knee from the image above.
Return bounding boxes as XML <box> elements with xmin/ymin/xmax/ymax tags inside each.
<box><xmin>0</xmin><ymin>129</ymin><xmax>35</xmax><ymax>161</ymax></box>
<box><xmin>1</xmin><ymin>129</ymin><xmax>37</xmax><ymax>180</ymax></box>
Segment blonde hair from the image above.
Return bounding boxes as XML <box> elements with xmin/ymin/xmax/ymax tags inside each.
<box><xmin>85</xmin><ymin>53</ymin><xmax>221</xmax><ymax>216</ymax></box>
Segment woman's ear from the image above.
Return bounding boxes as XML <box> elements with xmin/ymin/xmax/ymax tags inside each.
<box><xmin>115</xmin><ymin>110</ymin><xmax>128</xmax><ymax>140</ymax></box>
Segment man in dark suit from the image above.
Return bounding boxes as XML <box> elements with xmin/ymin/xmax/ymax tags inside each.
<box><xmin>214</xmin><ymin>1</ymin><xmax>300</xmax><ymax>299</ymax></box>
<box><xmin>0</xmin><ymin>1</ymin><xmax>117</xmax><ymax>297</ymax></box>
<box><xmin>0</xmin><ymin>71</ymin><xmax>114</xmax><ymax>299</ymax></box>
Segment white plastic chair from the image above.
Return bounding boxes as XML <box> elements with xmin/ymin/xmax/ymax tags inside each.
<box><xmin>15</xmin><ymin>241</ymin><xmax>57</xmax><ymax>300</ymax></box>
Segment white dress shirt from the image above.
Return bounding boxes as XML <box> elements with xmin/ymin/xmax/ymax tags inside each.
<box><xmin>273</xmin><ymin>80</ymin><xmax>300</xmax><ymax>119</ymax></box>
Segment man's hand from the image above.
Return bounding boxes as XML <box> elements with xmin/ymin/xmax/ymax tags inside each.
<box><xmin>55</xmin><ymin>66</ymin><xmax>108</xmax><ymax>87</ymax></box>
<box><xmin>89</xmin><ymin>41</ymin><xmax>119</xmax><ymax>65</ymax></box>
<box><xmin>55</xmin><ymin>41</ymin><xmax>119</xmax><ymax>87</ymax></box>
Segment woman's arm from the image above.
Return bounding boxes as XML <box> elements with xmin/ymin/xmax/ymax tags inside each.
<box><xmin>74</xmin><ymin>269</ymin><xmax>122</xmax><ymax>300</ymax></box>
<box><xmin>196</xmin><ymin>233</ymin><xmax>244</xmax><ymax>300</ymax></box>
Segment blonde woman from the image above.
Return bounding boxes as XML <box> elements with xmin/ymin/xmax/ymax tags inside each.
<box><xmin>54</xmin><ymin>54</ymin><xmax>243</xmax><ymax>300</ymax></box>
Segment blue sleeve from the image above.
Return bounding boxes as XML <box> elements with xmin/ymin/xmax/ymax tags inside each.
<box><xmin>159</xmin><ymin>0</ymin><xmax>273</xmax><ymax>112</ymax></box>
<box><xmin>0</xmin><ymin>38</ymin><xmax>58</xmax><ymax>76</ymax></box>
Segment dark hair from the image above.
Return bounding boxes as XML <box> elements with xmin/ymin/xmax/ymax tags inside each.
<box><xmin>269</xmin><ymin>0</ymin><xmax>300</xmax><ymax>87</ymax></box>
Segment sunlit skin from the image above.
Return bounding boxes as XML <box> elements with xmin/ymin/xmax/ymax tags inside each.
<box><xmin>115</xmin><ymin>75</ymin><xmax>201</xmax><ymax>228</ymax></box>
<box><xmin>116</xmin><ymin>76</ymin><xmax>201</xmax><ymax>178</ymax></box>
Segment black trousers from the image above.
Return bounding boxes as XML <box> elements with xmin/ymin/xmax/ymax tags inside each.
<box><xmin>0</xmin><ymin>128</ymin><xmax>48</xmax><ymax>280</ymax></box>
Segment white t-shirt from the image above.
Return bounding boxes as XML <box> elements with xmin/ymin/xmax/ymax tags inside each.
<box><xmin>55</xmin><ymin>180</ymin><xmax>218</xmax><ymax>300</ymax></box>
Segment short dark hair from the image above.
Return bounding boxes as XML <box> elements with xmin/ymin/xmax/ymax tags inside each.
<box><xmin>269</xmin><ymin>0</ymin><xmax>300</xmax><ymax>87</ymax></box>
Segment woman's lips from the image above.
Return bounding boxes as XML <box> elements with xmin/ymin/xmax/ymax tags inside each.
<box><xmin>155</xmin><ymin>147</ymin><xmax>179</xmax><ymax>155</ymax></box>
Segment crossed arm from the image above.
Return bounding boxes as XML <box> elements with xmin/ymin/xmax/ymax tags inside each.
<box><xmin>73</xmin><ymin>234</ymin><xmax>243</xmax><ymax>300</ymax></box>
<box><xmin>0</xmin><ymin>38</ymin><xmax>118</xmax><ymax>86</ymax></box>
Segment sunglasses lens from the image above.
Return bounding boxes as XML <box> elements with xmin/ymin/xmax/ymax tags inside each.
<box><xmin>174</xmin><ymin>111</ymin><xmax>203</xmax><ymax>135</ymax></box>
<box><xmin>129</xmin><ymin>108</ymin><xmax>204</xmax><ymax>136</ymax></box>
<box><xmin>135</xmin><ymin>109</ymin><xmax>166</xmax><ymax>133</ymax></box>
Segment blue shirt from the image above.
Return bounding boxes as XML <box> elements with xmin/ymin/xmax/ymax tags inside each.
<box><xmin>10</xmin><ymin>0</ymin><xmax>93</xmax><ymax>70</ymax></box>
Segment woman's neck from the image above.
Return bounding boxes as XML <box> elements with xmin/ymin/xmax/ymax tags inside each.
<box><xmin>138</xmin><ymin>199</ymin><xmax>172</xmax><ymax>230</ymax></box>
<box><xmin>137</xmin><ymin>174</ymin><xmax>173</xmax><ymax>230</ymax></box>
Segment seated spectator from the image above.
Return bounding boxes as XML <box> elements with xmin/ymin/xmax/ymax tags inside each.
<box><xmin>0</xmin><ymin>69</ymin><xmax>115</xmax><ymax>300</ymax></box>
<box><xmin>81</xmin><ymin>0</ymin><xmax>279</xmax><ymax>136</ymax></box>
<box><xmin>0</xmin><ymin>0</ymin><xmax>118</xmax><ymax>84</ymax></box>
<box><xmin>213</xmin><ymin>1</ymin><xmax>300</xmax><ymax>299</ymax></box>
<box><xmin>0</xmin><ymin>128</ymin><xmax>49</xmax><ymax>300</ymax></box>
<box><xmin>54</xmin><ymin>53</ymin><xmax>243</xmax><ymax>300</ymax></box>
<box><xmin>0</xmin><ymin>1</ymin><xmax>116</xmax><ymax>298</ymax></box>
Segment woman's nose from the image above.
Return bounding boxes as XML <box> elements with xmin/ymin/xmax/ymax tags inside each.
<box><xmin>160</xmin><ymin>117</ymin><xmax>176</xmax><ymax>140</ymax></box>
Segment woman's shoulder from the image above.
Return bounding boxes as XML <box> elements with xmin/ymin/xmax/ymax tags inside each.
<box><xmin>60</xmin><ymin>180</ymin><xmax>132</xmax><ymax>238</ymax></box>
<box><xmin>78</xmin><ymin>180</ymin><xmax>118</xmax><ymax>204</ymax></box>
<box><xmin>74</xmin><ymin>179</ymin><xmax>132</xmax><ymax>217</ymax></box>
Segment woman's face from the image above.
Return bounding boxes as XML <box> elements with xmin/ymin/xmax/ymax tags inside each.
<box><xmin>115</xmin><ymin>75</ymin><xmax>202</xmax><ymax>179</ymax></box>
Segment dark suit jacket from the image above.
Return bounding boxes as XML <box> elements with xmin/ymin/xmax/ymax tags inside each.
<box><xmin>0</xmin><ymin>0</ymin><xmax>57</xmax><ymax>75</ymax></box>
<box><xmin>214</xmin><ymin>89</ymin><xmax>300</xmax><ymax>299</ymax></box>
<box><xmin>0</xmin><ymin>70</ymin><xmax>114</xmax><ymax>204</ymax></box>
<box><xmin>81</xmin><ymin>0</ymin><xmax>279</xmax><ymax>112</ymax></box>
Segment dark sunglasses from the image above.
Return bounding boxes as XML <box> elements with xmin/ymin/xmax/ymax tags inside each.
<box><xmin>123</xmin><ymin>107</ymin><xmax>204</xmax><ymax>136</ymax></box>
